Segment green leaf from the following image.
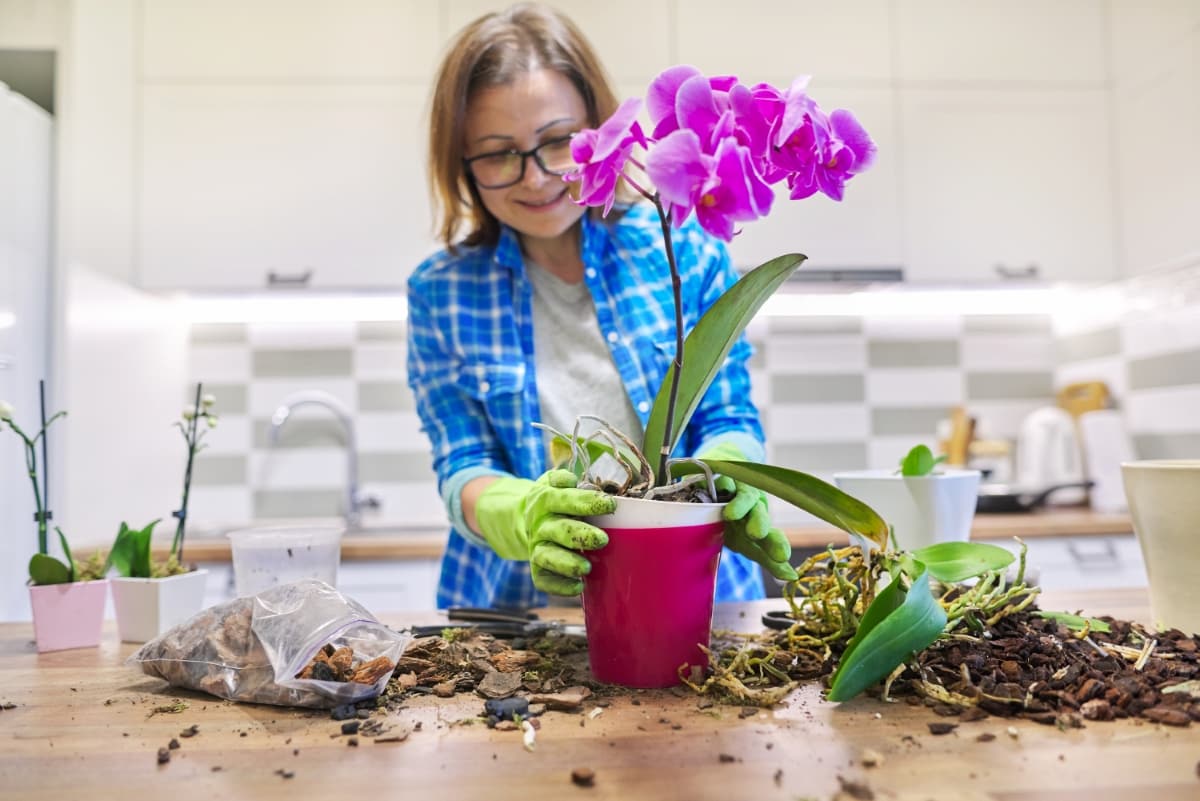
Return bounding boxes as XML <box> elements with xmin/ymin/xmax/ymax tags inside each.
<box><xmin>54</xmin><ymin>526</ymin><xmax>77</xmax><ymax>583</ymax></box>
<box><xmin>1034</xmin><ymin>610</ymin><xmax>1111</xmax><ymax>633</ymax></box>
<box><xmin>675</xmin><ymin>459</ymin><xmax>889</xmax><ymax>550</ymax></box>
<box><xmin>642</xmin><ymin>253</ymin><xmax>805</xmax><ymax>477</ymax></box>
<box><xmin>827</xmin><ymin>566</ymin><xmax>948</xmax><ymax>702</ymax></box>
<box><xmin>910</xmin><ymin>542</ymin><xmax>1015</xmax><ymax>583</ymax></box>
<box><xmin>28</xmin><ymin>553</ymin><xmax>72</xmax><ymax>585</ymax></box>
<box><xmin>108</xmin><ymin>520</ymin><xmax>160</xmax><ymax>578</ymax></box>
<box><xmin>899</xmin><ymin>444</ymin><xmax>945</xmax><ymax>476</ymax></box>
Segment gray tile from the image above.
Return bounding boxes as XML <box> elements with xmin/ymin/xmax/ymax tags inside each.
<box><xmin>252</xmin><ymin>349</ymin><xmax>353</xmax><ymax>378</ymax></box>
<box><xmin>767</xmin><ymin>316</ymin><xmax>862</xmax><ymax>335</ymax></box>
<box><xmin>770</xmin><ymin>373</ymin><xmax>865</xmax><ymax>404</ymax></box>
<box><xmin>1128</xmin><ymin>348</ymin><xmax>1200</xmax><ymax>391</ymax></box>
<box><xmin>966</xmin><ymin>371</ymin><xmax>1054</xmax><ymax>400</ymax></box>
<box><xmin>871</xmin><ymin>407</ymin><xmax>951</xmax><ymax>437</ymax></box>
<box><xmin>359</xmin><ymin>381</ymin><xmax>415</xmax><ymax>412</ymax></box>
<box><xmin>963</xmin><ymin>315</ymin><xmax>1052</xmax><ymax>334</ymax></box>
<box><xmin>359</xmin><ymin>452</ymin><xmax>436</xmax><ymax>483</ymax></box>
<box><xmin>749</xmin><ymin>343</ymin><xmax>767</xmax><ymax>370</ymax></box>
<box><xmin>190</xmin><ymin>454</ymin><xmax>247</xmax><ymax>486</ymax></box>
<box><xmin>254</xmin><ymin>418</ymin><xmax>347</xmax><ymax>449</ymax></box>
<box><xmin>190</xmin><ymin>323</ymin><xmax>248</xmax><ymax>344</ymax></box>
<box><xmin>1133</xmin><ymin>432</ymin><xmax>1200</xmax><ymax>460</ymax></box>
<box><xmin>868</xmin><ymin>340</ymin><xmax>959</xmax><ymax>368</ymax></box>
<box><xmin>357</xmin><ymin>322</ymin><xmax>407</xmax><ymax>341</ymax></box>
<box><xmin>769</xmin><ymin>442</ymin><xmax>868</xmax><ymax>473</ymax></box>
<box><xmin>186</xmin><ymin>383</ymin><xmax>247</xmax><ymax>415</ymax></box>
<box><xmin>254</xmin><ymin>490</ymin><xmax>342</xmax><ymax>519</ymax></box>
<box><xmin>1055</xmin><ymin>327</ymin><xmax>1120</xmax><ymax>364</ymax></box>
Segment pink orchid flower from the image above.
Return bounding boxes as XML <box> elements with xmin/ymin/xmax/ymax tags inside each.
<box><xmin>566</xmin><ymin>97</ymin><xmax>646</xmax><ymax>215</ymax></box>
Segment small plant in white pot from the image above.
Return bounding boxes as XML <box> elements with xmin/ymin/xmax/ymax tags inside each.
<box><xmin>834</xmin><ymin>444</ymin><xmax>982</xmax><ymax>552</ymax></box>
<box><xmin>2</xmin><ymin>384</ymin><xmax>108</xmax><ymax>652</ymax></box>
<box><xmin>108</xmin><ymin>386</ymin><xmax>216</xmax><ymax>642</ymax></box>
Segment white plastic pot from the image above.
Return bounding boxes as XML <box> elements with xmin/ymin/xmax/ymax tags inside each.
<box><xmin>110</xmin><ymin>569</ymin><xmax>209</xmax><ymax>642</ymax></box>
<box><xmin>833</xmin><ymin>468</ymin><xmax>982</xmax><ymax>552</ymax></box>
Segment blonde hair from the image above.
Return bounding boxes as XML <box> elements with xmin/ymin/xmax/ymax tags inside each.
<box><xmin>427</xmin><ymin>3</ymin><xmax>632</xmax><ymax>250</ymax></box>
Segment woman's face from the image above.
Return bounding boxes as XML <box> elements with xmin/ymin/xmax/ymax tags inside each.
<box><xmin>463</xmin><ymin>68</ymin><xmax>588</xmax><ymax>250</ymax></box>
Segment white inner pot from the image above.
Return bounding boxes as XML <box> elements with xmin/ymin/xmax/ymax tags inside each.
<box><xmin>833</xmin><ymin>468</ymin><xmax>982</xmax><ymax>551</ymax></box>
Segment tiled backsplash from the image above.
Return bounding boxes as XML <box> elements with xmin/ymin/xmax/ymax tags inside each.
<box><xmin>185</xmin><ymin>267</ymin><xmax>1200</xmax><ymax>531</ymax></box>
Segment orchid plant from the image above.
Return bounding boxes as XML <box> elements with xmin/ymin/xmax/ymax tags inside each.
<box><xmin>561</xmin><ymin>66</ymin><xmax>1017</xmax><ymax>701</ymax></box>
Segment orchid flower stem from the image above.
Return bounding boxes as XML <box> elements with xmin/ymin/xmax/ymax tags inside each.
<box><xmin>620</xmin><ymin>169</ymin><xmax>656</xmax><ymax>203</ymax></box>
<box><xmin>38</xmin><ymin>380</ymin><xmax>50</xmax><ymax>544</ymax></box>
<box><xmin>173</xmin><ymin>383</ymin><xmax>202</xmax><ymax>561</ymax></box>
<box><xmin>651</xmin><ymin>194</ymin><xmax>684</xmax><ymax>486</ymax></box>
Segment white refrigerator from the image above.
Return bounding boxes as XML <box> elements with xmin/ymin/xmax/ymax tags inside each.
<box><xmin>0</xmin><ymin>81</ymin><xmax>53</xmax><ymax>621</ymax></box>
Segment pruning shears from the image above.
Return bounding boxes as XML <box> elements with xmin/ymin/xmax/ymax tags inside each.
<box><xmin>409</xmin><ymin>607</ymin><xmax>587</xmax><ymax>640</ymax></box>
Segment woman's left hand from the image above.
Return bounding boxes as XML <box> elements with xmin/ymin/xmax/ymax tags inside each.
<box><xmin>715</xmin><ymin>475</ymin><xmax>799</xmax><ymax>582</ymax></box>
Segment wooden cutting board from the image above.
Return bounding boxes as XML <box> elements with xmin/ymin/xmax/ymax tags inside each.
<box><xmin>1057</xmin><ymin>380</ymin><xmax>1110</xmax><ymax>418</ymax></box>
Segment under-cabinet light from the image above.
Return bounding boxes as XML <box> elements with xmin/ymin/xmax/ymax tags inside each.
<box><xmin>759</xmin><ymin>286</ymin><xmax>1066</xmax><ymax>317</ymax></box>
<box><xmin>179</xmin><ymin>293</ymin><xmax>409</xmax><ymax>324</ymax></box>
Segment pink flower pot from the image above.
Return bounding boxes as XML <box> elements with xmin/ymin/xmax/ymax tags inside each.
<box><xmin>583</xmin><ymin>496</ymin><xmax>725</xmax><ymax>687</ymax></box>
<box><xmin>28</xmin><ymin>579</ymin><xmax>109</xmax><ymax>653</ymax></box>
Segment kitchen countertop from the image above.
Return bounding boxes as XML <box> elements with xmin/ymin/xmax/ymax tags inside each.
<box><xmin>2</xmin><ymin>587</ymin><xmax>1196</xmax><ymax>801</ymax></box>
<box><xmin>158</xmin><ymin>508</ymin><xmax>1134</xmax><ymax>563</ymax></box>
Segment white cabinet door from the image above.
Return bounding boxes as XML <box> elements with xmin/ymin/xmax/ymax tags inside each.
<box><xmin>894</xmin><ymin>0</ymin><xmax>1108</xmax><ymax>84</ymax></box>
<box><xmin>725</xmin><ymin>88</ymin><xmax>903</xmax><ymax>274</ymax></box>
<box><xmin>140</xmin><ymin>0</ymin><xmax>440</xmax><ymax>81</ymax></box>
<box><xmin>337</xmin><ymin>560</ymin><xmax>440</xmax><ymax>613</ymax></box>
<box><xmin>983</xmin><ymin>535</ymin><xmax>1147</xmax><ymax>591</ymax></box>
<box><xmin>138</xmin><ymin>84</ymin><xmax>436</xmax><ymax>290</ymax></box>
<box><xmin>898</xmin><ymin>88</ymin><xmax>1116</xmax><ymax>283</ymax></box>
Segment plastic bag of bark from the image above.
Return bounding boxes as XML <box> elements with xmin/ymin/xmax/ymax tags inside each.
<box><xmin>128</xmin><ymin>579</ymin><xmax>409</xmax><ymax>708</ymax></box>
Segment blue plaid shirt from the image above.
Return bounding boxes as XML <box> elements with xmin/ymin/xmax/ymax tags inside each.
<box><xmin>406</xmin><ymin>203</ymin><xmax>768</xmax><ymax>608</ymax></box>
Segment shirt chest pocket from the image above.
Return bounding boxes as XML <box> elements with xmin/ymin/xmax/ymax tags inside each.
<box><xmin>455</xmin><ymin>361</ymin><xmax>527</xmax><ymax>427</ymax></box>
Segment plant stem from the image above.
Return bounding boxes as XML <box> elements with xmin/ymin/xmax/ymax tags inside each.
<box><xmin>39</xmin><ymin>380</ymin><xmax>50</xmax><ymax>539</ymax></box>
<box><xmin>24</xmin><ymin>435</ymin><xmax>46</xmax><ymax>554</ymax></box>
<box><xmin>651</xmin><ymin>195</ymin><xmax>684</xmax><ymax>485</ymax></box>
<box><xmin>173</xmin><ymin>383</ymin><xmax>202</xmax><ymax>561</ymax></box>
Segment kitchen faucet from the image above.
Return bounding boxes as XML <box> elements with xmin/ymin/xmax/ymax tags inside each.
<box><xmin>266</xmin><ymin>390</ymin><xmax>379</xmax><ymax>528</ymax></box>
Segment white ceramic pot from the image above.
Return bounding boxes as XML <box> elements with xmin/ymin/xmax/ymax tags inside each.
<box><xmin>833</xmin><ymin>469</ymin><xmax>982</xmax><ymax>552</ymax></box>
<box><xmin>110</xmin><ymin>569</ymin><xmax>208</xmax><ymax>642</ymax></box>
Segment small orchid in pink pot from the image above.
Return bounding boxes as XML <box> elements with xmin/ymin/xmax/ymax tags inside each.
<box><xmin>561</xmin><ymin>68</ymin><xmax>1024</xmax><ymax>702</ymax></box>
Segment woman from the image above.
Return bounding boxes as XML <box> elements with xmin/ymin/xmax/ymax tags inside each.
<box><xmin>408</xmin><ymin>3</ymin><xmax>796</xmax><ymax>609</ymax></box>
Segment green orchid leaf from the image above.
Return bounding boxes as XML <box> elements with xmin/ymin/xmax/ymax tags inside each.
<box><xmin>1034</xmin><ymin>610</ymin><xmax>1112</xmax><ymax>633</ymax></box>
<box><xmin>899</xmin><ymin>444</ymin><xmax>945</xmax><ymax>476</ymax></box>
<box><xmin>28</xmin><ymin>553</ymin><xmax>72</xmax><ymax>586</ymax></box>
<box><xmin>833</xmin><ymin>572</ymin><xmax>906</xmax><ymax>673</ymax></box>
<box><xmin>910</xmin><ymin>542</ymin><xmax>1015</xmax><ymax>583</ymax></box>
<box><xmin>677</xmin><ymin>459</ymin><xmax>889</xmax><ymax>549</ymax></box>
<box><xmin>827</xmin><ymin>566</ymin><xmax>948</xmax><ymax>702</ymax></box>
<box><xmin>642</xmin><ymin>253</ymin><xmax>805</xmax><ymax>478</ymax></box>
<box><xmin>109</xmin><ymin>520</ymin><xmax>160</xmax><ymax>578</ymax></box>
<box><xmin>54</xmin><ymin>526</ymin><xmax>77</xmax><ymax>583</ymax></box>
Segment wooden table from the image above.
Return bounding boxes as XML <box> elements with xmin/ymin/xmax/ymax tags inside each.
<box><xmin>2</xmin><ymin>588</ymin><xmax>1196</xmax><ymax>801</ymax></box>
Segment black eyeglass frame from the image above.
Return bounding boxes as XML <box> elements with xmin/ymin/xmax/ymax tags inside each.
<box><xmin>462</xmin><ymin>134</ymin><xmax>577</xmax><ymax>190</ymax></box>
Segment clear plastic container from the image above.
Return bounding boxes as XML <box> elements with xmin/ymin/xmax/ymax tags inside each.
<box><xmin>227</xmin><ymin>526</ymin><xmax>343</xmax><ymax>597</ymax></box>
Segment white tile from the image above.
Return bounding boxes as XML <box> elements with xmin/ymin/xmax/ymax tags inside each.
<box><xmin>189</xmin><ymin>344</ymin><xmax>251</xmax><ymax>383</ymax></box>
<box><xmin>749</xmin><ymin>369</ymin><xmax>770</xmax><ymax>411</ymax></box>
<box><xmin>247</xmin><ymin>321</ymin><xmax>357</xmax><ymax>348</ymax></box>
<box><xmin>961</xmin><ymin>334</ymin><xmax>1054</xmax><ymax>371</ymax></box>
<box><xmin>249</xmin><ymin>448</ymin><xmax>348</xmax><ymax>489</ymax></box>
<box><xmin>192</xmin><ymin>413</ymin><xmax>252</xmax><ymax>455</ymax></box>
<box><xmin>764</xmin><ymin>335</ymin><xmax>867</xmax><ymax>372</ymax></box>
<box><xmin>1121</xmin><ymin>304</ymin><xmax>1200</xmax><ymax>359</ymax></box>
<box><xmin>965</xmin><ymin>400</ymin><xmax>1047</xmax><ymax>440</ymax></box>
<box><xmin>355</xmin><ymin>342</ymin><xmax>406</xmax><ymax>380</ymax></box>
<box><xmin>866</xmin><ymin>369</ymin><xmax>964</xmax><ymax>405</ymax></box>
<box><xmin>248</xmin><ymin>378</ymin><xmax>358</xmax><ymax>417</ymax></box>
<box><xmin>1125</xmin><ymin>386</ymin><xmax>1200</xmax><ymax>433</ymax></box>
<box><xmin>186</xmin><ymin>486</ymin><xmax>253</xmax><ymax>526</ymax></box>
<box><xmin>867</xmin><ymin>437</ymin><xmax>922</xmax><ymax>472</ymax></box>
<box><xmin>359</xmin><ymin>482</ymin><xmax>449</xmax><ymax>527</ymax></box>
<box><xmin>766</xmin><ymin>404</ymin><xmax>870</xmax><ymax>443</ymax></box>
<box><xmin>1054</xmin><ymin>358</ymin><xmax>1127</xmax><ymax>403</ymax></box>
<box><xmin>863</xmin><ymin>315</ymin><xmax>963</xmax><ymax>340</ymax></box>
<box><xmin>357</xmin><ymin>412</ymin><xmax>427</xmax><ymax>452</ymax></box>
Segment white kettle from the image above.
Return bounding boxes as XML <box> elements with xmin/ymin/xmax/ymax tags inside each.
<box><xmin>1016</xmin><ymin>406</ymin><xmax>1087</xmax><ymax>504</ymax></box>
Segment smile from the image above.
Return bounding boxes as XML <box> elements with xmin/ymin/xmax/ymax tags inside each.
<box><xmin>519</xmin><ymin>189</ymin><xmax>567</xmax><ymax>210</ymax></box>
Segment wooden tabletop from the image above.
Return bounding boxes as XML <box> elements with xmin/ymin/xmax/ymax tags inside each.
<box><xmin>159</xmin><ymin>508</ymin><xmax>1134</xmax><ymax>563</ymax></box>
<box><xmin>2</xmin><ymin>587</ymin><xmax>1197</xmax><ymax>801</ymax></box>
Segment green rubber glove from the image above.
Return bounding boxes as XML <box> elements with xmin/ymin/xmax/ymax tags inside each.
<box><xmin>475</xmin><ymin>469</ymin><xmax>617</xmax><ymax>596</ymax></box>
<box><xmin>699</xmin><ymin>442</ymin><xmax>799</xmax><ymax>583</ymax></box>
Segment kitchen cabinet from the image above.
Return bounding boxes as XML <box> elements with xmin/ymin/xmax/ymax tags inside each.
<box><xmin>982</xmin><ymin>533</ymin><xmax>1147</xmax><ymax>591</ymax></box>
<box><xmin>893</xmin><ymin>0</ymin><xmax>1108</xmax><ymax>85</ymax></box>
<box><xmin>898</xmin><ymin>88</ymin><xmax>1116</xmax><ymax>283</ymax></box>
<box><xmin>138</xmin><ymin>84</ymin><xmax>435</xmax><ymax>290</ymax></box>
<box><xmin>140</xmin><ymin>0</ymin><xmax>439</xmax><ymax>81</ymax></box>
<box><xmin>193</xmin><ymin>559</ymin><xmax>439</xmax><ymax>612</ymax></box>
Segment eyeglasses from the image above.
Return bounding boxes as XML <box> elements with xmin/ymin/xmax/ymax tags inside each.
<box><xmin>463</xmin><ymin>134</ymin><xmax>577</xmax><ymax>189</ymax></box>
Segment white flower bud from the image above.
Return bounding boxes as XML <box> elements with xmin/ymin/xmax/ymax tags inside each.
<box><xmin>201</xmin><ymin>394</ymin><xmax>216</xmax><ymax>408</ymax></box>
<box><xmin>0</xmin><ymin>400</ymin><xmax>13</xmax><ymax>421</ymax></box>
<box><xmin>206</xmin><ymin>416</ymin><xmax>218</xmax><ymax>428</ymax></box>
<box><xmin>182</xmin><ymin>408</ymin><xmax>196</xmax><ymax>421</ymax></box>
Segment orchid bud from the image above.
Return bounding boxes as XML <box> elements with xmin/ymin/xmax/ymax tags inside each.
<box><xmin>206</xmin><ymin>416</ymin><xmax>218</xmax><ymax>428</ymax></box>
<box><xmin>182</xmin><ymin>408</ymin><xmax>196</xmax><ymax>421</ymax></box>
<box><xmin>0</xmin><ymin>400</ymin><xmax>13</xmax><ymax>421</ymax></box>
<box><xmin>202</xmin><ymin>394</ymin><xmax>216</xmax><ymax>408</ymax></box>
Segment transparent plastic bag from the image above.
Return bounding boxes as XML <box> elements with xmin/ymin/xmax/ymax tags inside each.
<box><xmin>128</xmin><ymin>579</ymin><xmax>410</xmax><ymax>708</ymax></box>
